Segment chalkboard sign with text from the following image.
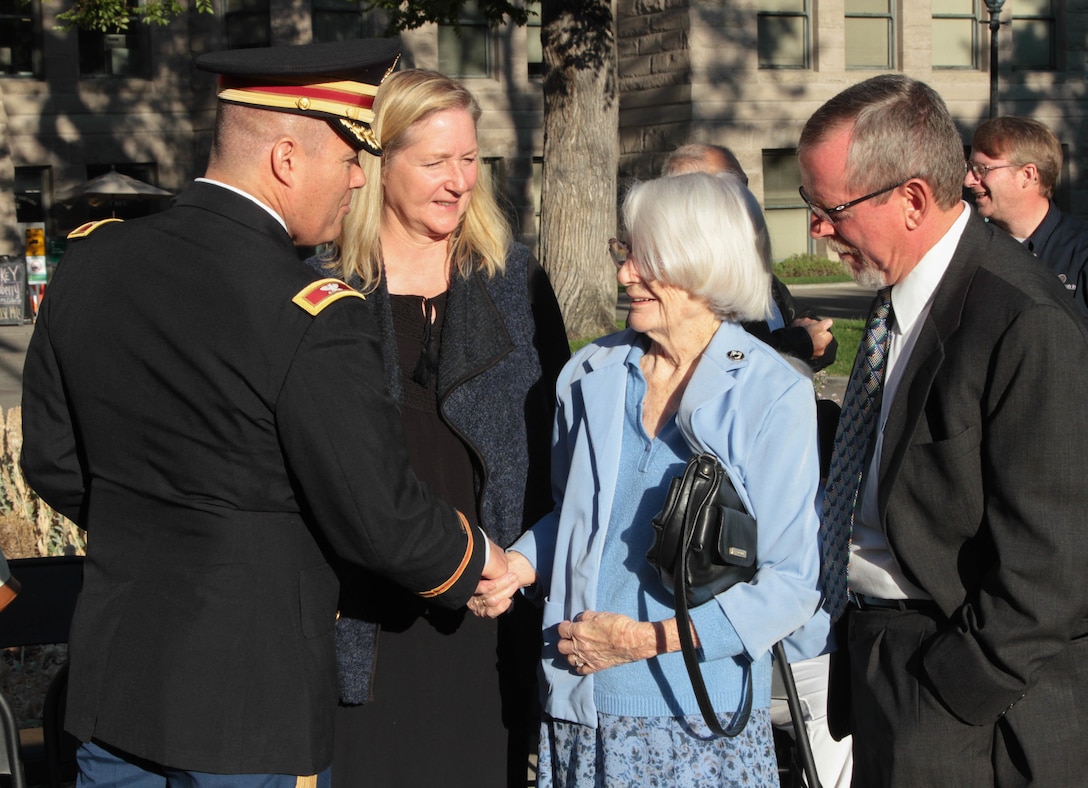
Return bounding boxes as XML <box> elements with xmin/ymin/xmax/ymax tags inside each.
<box><xmin>0</xmin><ymin>256</ymin><xmax>27</xmax><ymax>324</ymax></box>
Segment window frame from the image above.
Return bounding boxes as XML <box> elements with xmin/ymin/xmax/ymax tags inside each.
<box><xmin>0</xmin><ymin>0</ymin><xmax>42</xmax><ymax>77</ymax></box>
<box><xmin>931</xmin><ymin>0</ymin><xmax>981</xmax><ymax>70</ymax></box>
<box><xmin>844</xmin><ymin>0</ymin><xmax>895</xmax><ymax>71</ymax></box>
<box><xmin>525</xmin><ymin>0</ymin><xmax>542</xmax><ymax>78</ymax></box>
<box><xmin>437</xmin><ymin>0</ymin><xmax>492</xmax><ymax>79</ymax></box>
<box><xmin>761</xmin><ymin>149</ymin><xmax>815</xmax><ymax>261</ymax></box>
<box><xmin>311</xmin><ymin>0</ymin><xmax>372</xmax><ymax>44</ymax></box>
<box><xmin>1012</xmin><ymin>0</ymin><xmax>1056</xmax><ymax>71</ymax></box>
<box><xmin>223</xmin><ymin>0</ymin><xmax>271</xmax><ymax>51</ymax></box>
<box><xmin>757</xmin><ymin>0</ymin><xmax>810</xmax><ymax>71</ymax></box>
<box><xmin>77</xmin><ymin>1</ymin><xmax>151</xmax><ymax>79</ymax></box>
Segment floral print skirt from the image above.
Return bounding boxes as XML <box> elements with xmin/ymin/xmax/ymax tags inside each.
<box><xmin>537</xmin><ymin>708</ymin><xmax>780</xmax><ymax>787</ymax></box>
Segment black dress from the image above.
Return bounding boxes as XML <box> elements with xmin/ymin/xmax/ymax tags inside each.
<box><xmin>332</xmin><ymin>292</ymin><xmax>512</xmax><ymax>787</ymax></box>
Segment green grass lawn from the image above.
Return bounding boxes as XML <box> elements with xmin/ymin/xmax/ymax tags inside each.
<box><xmin>779</xmin><ymin>274</ymin><xmax>853</xmax><ymax>285</ymax></box>
<box><xmin>825</xmin><ymin>317</ymin><xmax>862</xmax><ymax>377</ymax></box>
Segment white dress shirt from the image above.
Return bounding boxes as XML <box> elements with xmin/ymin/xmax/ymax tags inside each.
<box><xmin>849</xmin><ymin>202</ymin><xmax>970</xmax><ymax>600</ymax></box>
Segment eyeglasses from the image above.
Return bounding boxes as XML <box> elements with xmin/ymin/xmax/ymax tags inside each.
<box><xmin>966</xmin><ymin>161</ymin><xmax>1017</xmax><ymax>180</ymax></box>
<box><xmin>798</xmin><ymin>178</ymin><xmax>912</xmax><ymax>225</ymax></box>
<box><xmin>608</xmin><ymin>238</ymin><xmax>629</xmax><ymax>267</ymax></box>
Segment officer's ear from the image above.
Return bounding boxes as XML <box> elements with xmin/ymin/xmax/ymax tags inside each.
<box><xmin>270</xmin><ymin>136</ymin><xmax>300</xmax><ymax>187</ymax></box>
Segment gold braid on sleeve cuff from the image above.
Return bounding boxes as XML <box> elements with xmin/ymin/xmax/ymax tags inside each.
<box><xmin>418</xmin><ymin>511</ymin><xmax>474</xmax><ymax>599</ymax></box>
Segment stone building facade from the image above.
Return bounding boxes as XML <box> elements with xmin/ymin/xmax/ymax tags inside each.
<box><xmin>0</xmin><ymin>0</ymin><xmax>1086</xmax><ymax>266</ymax></box>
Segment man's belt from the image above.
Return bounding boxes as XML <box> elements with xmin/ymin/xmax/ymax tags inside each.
<box><xmin>851</xmin><ymin>593</ymin><xmax>940</xmax><ymax>614</ymax></box>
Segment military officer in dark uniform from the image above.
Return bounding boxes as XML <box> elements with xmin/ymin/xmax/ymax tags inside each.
<box><xmin>20</xmin><ymin>39</ymin><xmax>510</xmax><ymax>787</ymax></box>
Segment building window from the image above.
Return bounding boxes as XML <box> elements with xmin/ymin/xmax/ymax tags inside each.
<box><xmin>526</xmin><ymin>0</ymin><xmax>542</xmax><ymax>78</ymax></box>
<box><xmin>933</xmin><ymin>1</ymin><xmax>979</xmax><ymax>69</ymax></box>
<box><xmin>0</xmin><ymin>0</ymin><xmax>40</xmax><ymax>76</ymax></box>
<box><xmin>225</xmin><ymin>0</ymin><xmax>270</xmax><ymax>50</ymax></box>
<box><xmin>78</xmin><ymin>3</ymin><xmax>149</xmax><ymax>78</ymax></box>
<box><xmin>762</xmin><ymin>151</ymin><xmax>811</xmax><ymax>261</ymax></box>
<box><xmin>758</xmin><ymin>0</ymin><xmax>808</xmax><ymax>70</ymax></box>
<box><xmin>1012</xmin><ymin>0</ymin><xmax>1055</xmax><ymax>70</ymax></box>
<box><xmin>438</xmin><ymin>0</ymin><xmax>490</xmax><ymax>78</ymax></box>
<box><xmin>15</xmin><ymin>166</ymin><xmax>48</xmax><ymax>225</ymax></box>
<box><xmin>845</xmin><ymin>0</ymin><xmax>893</xmax><ymax>69</ymax></box>
<box><xmin>312</xmin><ymin>0</ymin><xmax>370</xmax><ymax>43</ymax></box>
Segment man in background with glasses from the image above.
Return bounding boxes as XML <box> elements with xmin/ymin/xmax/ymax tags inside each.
<box><xmin>965</xmin><ymin>116</ymin><xmax>1088</xmax><ymax>318</ymax></box>
<box><xmin>799</xmin><ymin>74</ymin><xmax>1088</xmax><ymax>786</ymax></box>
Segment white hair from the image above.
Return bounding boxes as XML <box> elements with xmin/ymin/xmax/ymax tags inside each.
<box><xmin>621</xmin><ymin>172</ymin><xmax>773</xmax><ymax>323</ymax></box>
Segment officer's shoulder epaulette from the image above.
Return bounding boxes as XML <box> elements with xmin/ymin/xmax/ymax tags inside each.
<box><xmin>292</xmin><ymin>278</ymin><xmax>365</xmax><ymax>316</ymax></box>
<box><xmin>67</xmin><ymin>218</ymin><xmax>123</xmax><ymax>240</ymax></box>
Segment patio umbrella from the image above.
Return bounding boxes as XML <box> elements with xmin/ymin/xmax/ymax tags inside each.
<box><xmin>57</xmin><ymin>169</ymin><xmax>174</xmax><ymax>215</ymax></box>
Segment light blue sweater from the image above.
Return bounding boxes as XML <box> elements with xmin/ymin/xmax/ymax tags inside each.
<box><xmin>591</xmin><ymin>346</ymin><xmax>748</xmax><ymax>718</ymax></box>
<box><xmin>512</xmin><ymin>323</ymin><xmax>827</xmax><ymax>728</ymax></box>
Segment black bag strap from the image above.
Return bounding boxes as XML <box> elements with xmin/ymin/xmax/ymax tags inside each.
<box><xmin>672</xmin><ymin>467</ymin><xmax>752</xmax><ymax>738</ymax></box>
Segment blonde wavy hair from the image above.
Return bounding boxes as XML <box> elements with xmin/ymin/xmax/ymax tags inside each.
<box><xmin>333</xmin><ymin>69</ymin><xmax>512</xmax><ymax>294</ymax></box>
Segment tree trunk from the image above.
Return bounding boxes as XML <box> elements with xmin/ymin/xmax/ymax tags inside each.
<box><xmin>539</xmin><ymin>0</ymin><xmax>619</xmax><ymax>341</ymax></box>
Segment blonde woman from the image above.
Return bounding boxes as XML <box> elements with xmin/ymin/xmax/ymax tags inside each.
<box><xmin>312</xmin><ymin>69</ymin><xmax>569</xmax><ymax>786</ymax></box>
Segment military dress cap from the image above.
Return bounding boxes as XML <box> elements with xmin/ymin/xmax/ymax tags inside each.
<box><xmin>195</xmin><ymin>38</ymin><xmax>400</xmax><ymax>156</ymax></box>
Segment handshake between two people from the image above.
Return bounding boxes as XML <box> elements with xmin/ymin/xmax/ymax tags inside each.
<box><xmin>473</xmin><ymin>548</ymin><xmax>536</xmax><ymax>619</ymax></box>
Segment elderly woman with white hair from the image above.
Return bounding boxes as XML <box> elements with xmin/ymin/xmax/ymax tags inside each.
<box><xmin>474</xmin><ymin>171</ymin><xmax>823</xmax><ymax>786</ymax></box>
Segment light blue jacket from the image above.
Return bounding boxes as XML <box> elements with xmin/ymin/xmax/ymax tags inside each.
<box><xmin>511</xmin><ymin>322</ymin><xmax>828</xmax><ymax>727</ymax></box>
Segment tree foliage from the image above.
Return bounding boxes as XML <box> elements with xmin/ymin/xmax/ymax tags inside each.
<box><xmin>50</xmin><ymin>0</ymin><xmax>526</xmax><ymax>33</ymax></box>
<box><xmin>56</xmin><ymin>0</ymin><xmax>214</xmax><ymax>31</ymax></box>
<box><xmin>363</xmin><ymin>0</ymin><xmax>529</xmax><ymax>35</ymax></box>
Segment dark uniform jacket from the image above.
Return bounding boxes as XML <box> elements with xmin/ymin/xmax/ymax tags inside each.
<box><xmin>20</xmin><ymin>182</ymin><xmax>486</xmax><ymax>776</ymax></box>
<box><xmin>877</xmin><ymin>213</ymin><xmax>1088</xmax><ymax>782</ymax></box>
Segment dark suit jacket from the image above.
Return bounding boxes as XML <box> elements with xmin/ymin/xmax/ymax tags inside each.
<box><xmin>875</xmin><ymin>213</ymin><xmax>1088</xmax><ymax>757</ymax></box>
<box><xmin>19</xmin><ymin>182</ymin><xmax>486</xmax><ymax>775</ymax></box>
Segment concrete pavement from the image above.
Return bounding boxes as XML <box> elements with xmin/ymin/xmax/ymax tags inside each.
<box><xmin>789</xmin><ymin>281</ymin><xmax>876</xmax><ymax>320</ymax></box>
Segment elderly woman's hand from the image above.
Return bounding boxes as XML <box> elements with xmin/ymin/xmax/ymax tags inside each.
<box><xmin>557</xmin><ymin>611</ymin><xmax>660</xmax><ymax>674</ymax></box>
<box><xmin>469</xmin><ymin>550</ymin><xmax>536</xmax><ymax>618</ymax></box>
<box><xmin>558</xmin><ymin>612</ymin><xmax>700</xmax><ymax>674</ymax></box>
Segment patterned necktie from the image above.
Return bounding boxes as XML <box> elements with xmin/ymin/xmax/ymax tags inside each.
<box><xmin>820</xmin><ymin>287</ymin><xmax>894</xmax><ymax>621</ymax></box>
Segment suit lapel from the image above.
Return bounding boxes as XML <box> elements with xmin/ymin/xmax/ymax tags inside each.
<box><xmin>877</xmin><ymin>215</ymin><xmax>988</xmax><ymax>518</ymax></box>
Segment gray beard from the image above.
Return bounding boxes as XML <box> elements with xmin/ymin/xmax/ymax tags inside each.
<box><xmin>829</xmin><ymin>241</ymin><xmax>888</xmax><ymax>290</ymax></box>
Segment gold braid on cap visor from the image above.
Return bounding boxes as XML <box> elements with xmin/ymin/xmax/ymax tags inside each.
<box><xmin>217</xmin><ymin>79</ymin><xmax>382</xmax><ymax>153</ymax></box>
<box><xmin>334</xmin><ymin>118</ymin><xmax>382</xmax><ymax>155</ymax></box>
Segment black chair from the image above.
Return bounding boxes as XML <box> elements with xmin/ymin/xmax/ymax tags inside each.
<box><xmin>0</xmin><ymin>556</ymin><xmax>84</xmax><ymax>788</ymax></box>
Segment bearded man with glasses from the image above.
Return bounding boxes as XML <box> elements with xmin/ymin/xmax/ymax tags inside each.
<box><xmin>965</xmin><ymin>115</ymin><xmax>1088</xmax><ymax>318</ymax></box>
<box><xmin>799</xmin><ymin>75</ymin><xmax>1088</xmax><ymax>787</ymax></box>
